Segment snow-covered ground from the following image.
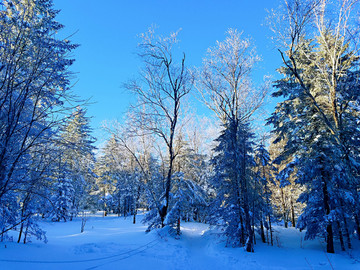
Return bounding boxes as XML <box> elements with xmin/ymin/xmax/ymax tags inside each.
<box><xmin>0</xmin><ymin>213</ymin><xmax>359</xmax><ymax>270</ymax></box>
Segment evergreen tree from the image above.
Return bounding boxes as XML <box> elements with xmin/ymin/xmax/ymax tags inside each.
<box><xmin>269</xmin><ymin>137</ymin><xmax>304</xmax><ymax>228</ymax></box>
<box><xmin>96</xmin><ymin>135</ymin><xmax>146</xmax><ymax>222</ymax></box>
<box><xmin>165</xmin><ymin>172</ymin><xmax>207</xmax><ymax>236</ymax></box>
<box><xmin>269</xmin><ymin>34</ymin><xmax>360</xmax><ymax>253</ymax></box>
<box><xmin>95</xmin><ymin>135</ymin><xmax>122</xmax><ymax>216</ymax></box>
<box><xmin>268</xmin><ymin>0</ymin><xmax>360</xmax><ymax>252</ymax></box>
<box><xmin>52</xmin><ymin>168</ymin><xmax>75</xmax><ymax>222</ymax></box>
<box><xmin>173</xmin><ymin>138</ymin><xmax>210</xmax><ymax>223</ymax></box>
<box><xmin>0</xmin><ymin>0</ymin><xmax>77</xmax><ymax>240</ymax></box>
<box><xmin>254</xmin><ymin>141</ymin><xmax>275</xmax><ymax>245</ymax></box>
<box><xmin>196</xmin><ymin>28</ymin><xmax>269</xmax><ymax>252</ymax></box>
<box><xmin>60</xmin><ymin>107</ymin><xmax>97</xmax><ymax>218</ymax></box>
<box><xmin>209</xmin><ymin>118</ymin><xmax>256</xmax><ymax>251</ymax></box>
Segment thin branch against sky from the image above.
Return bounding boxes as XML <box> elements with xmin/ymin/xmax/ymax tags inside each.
<box><xmin>53</xmin><ymin>0</ymin><xmax>282</xmax><ymax>145</ymax></box>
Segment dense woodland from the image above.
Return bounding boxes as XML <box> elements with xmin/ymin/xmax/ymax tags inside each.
<box><xmin>0</xmin><ymin>0</ymin><xmax>360</xmax><ymax>255</ymax></box>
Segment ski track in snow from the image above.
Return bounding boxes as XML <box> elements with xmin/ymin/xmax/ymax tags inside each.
<box><xmin>0</xmin><ymin>214</ymin><xmax>359</xmax><ymax>270</ymax></box>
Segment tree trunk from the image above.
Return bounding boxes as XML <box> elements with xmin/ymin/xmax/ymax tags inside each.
<box><xmin>133</xmin><ymin>208</ymin><xmax>137</xmax><ymax>224</ymax></box>
<box><xmin>162</xmin><ymin>117</ymin><xmax>177</xmax><ymax>228</ymax></box>
<box><xmin>103</xmin><ymin>188</ymin><xmax>107</xmax><ymax>217</ymax></box>
<box><xmin>260</xmin><ymin>219</ymin><xmax>266</xmax><ymax>243</ymax></box>
<box><xmin>23</xmin><ymin>221</ymin><xmax>29</xmax><ymax>244</ymax></box>
<box><xmin>240</xmin><ymin>213</ymin><xmax>245</xmax><ymax>245</ymax></box>
<box><xmin>323</xmin><ymin>181</ymin><xmax>334</xmax><ymax>253</ymax></box>
<box><xmin>269</xmin><ymin>214</ymin><xmax>273</xmax><ymax>246</ymax></box>
<box><xmin>244</xmin><ymin>195</ymin><xmax>254</xmax><ymax>252</ymax></box>
<box><xmin>252</xmin><ymin>203</ymin><xmax>256</xmax><ymax>245</ymax></box>
<box><xmin>240</xmin><ymin>136</ymin><xmax>254</xmax><ymax>252</ymax></box>
<box><xmin>177</xmin><ymin>217</ymin><xmax>181</xmax><ymax>236</ymax></box>
<box><xmin>355</xmin><ymin>214</ymin><xmax>360</xmax><ymax>240</ymax></box>
<box><xmin>17</xmin><ymin>222</ymin><xmax>24</xmax><ymax>244</ymax></box>
<box><xmin>290</xmin><ymin>198</ymin><xmax>296</xmax><ymax>227</ymax></box>
<box><xmin>337</xmin><ymin>221</ymin><xmax>345</xmax><ymax>251</ymax></box>
<box><xmin>123</xmin><ymin>198</ymin><xmax>127</xmax><ymax>217</ymax></box>
<box><xmin>280</xmin><ymin>188</ymin><xmax>288</xmax><ymax>228</ymax></box>
<box><xmin>343</xmin><ymin>218</ymin><xmax>351</xmax><ymax>249</ymax></box>
<box><xmin>245</xmin><ymin>223</ymin><xmax>254</xmax><ymax>252</ymax></box>
<box><xmin>133</xmin><ymin>185</ymin><xmax>141</xmax><ymax>224</ymax></box>
<box><xmin>118</xmin><ymin>198</ymin><xmax>121</xmax><ymax>217</ymax></box>
<box><xmin>159</xmin><ymin>205</ymin><xmax>167</xmax><ymax>228</ymax></box>
<box><xmin>326</xmin><ymin>224</ymin><xmax>334</xmax><ymax>253</ymax></box>
<box><xmin>17</xmin><ymin>196</ymin><xmax>29</xmax><ymax>243</ymax></box>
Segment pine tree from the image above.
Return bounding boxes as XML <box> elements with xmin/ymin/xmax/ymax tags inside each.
<box><xmin>53</xmin><ymin>168</ymin><xmax>75</xmax><ymax>222</ymax></box>
<box><xmin>173</xmin><ymin>134</ymin><xmax>210</xmax><ymax>223</ymax></box>
<box><xmin>268</xmin><ymin>0</ymin><xmax>360</xmax><ymax>252</ymax></box>
<box><xmin>269</xmin><ymin>34</ymin><xmax>360</xmax><ymax>253</ymax></box>
<box><xmin>96</xmin><ymin>135</ymin><xmax>147</xmax><ymax>222</ymax></box>
<box><xmin>209</xmin><ymin>118</ymin><xmax>256</xmax><ymax>251</ymax></box>
<box><xmin>95</xmin><ymin>135</ymin><xmax>122</xmax><ymax>216</ymax></box>
<box><xmin>196</xmin><ymin>28</ymin><xmax>269</xmax><ymax>252</ymax></box>
<box><xmin>165</xmin><ymin>172</ymin><xmax>207</xmax><ymax>236</ymax></box>
<box><xmin>60</xmin><ymin>107</ymin><xmax>97</xmax><ymax>218</ymax></box>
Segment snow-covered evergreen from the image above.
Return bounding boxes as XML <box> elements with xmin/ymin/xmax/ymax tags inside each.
<box><xmin>268</xmin><ymin>32</ymin><xmax>360</xmax><ymax>253</ymax></box>
<box><xmin>209</xmin><ymin>118</ymin><xmax>256</xmax><ymax>250</ymax></box>
<box><xmin>53</xmin><ymin>171</ymin><xmax>75</xmax><ymax>222</ymax></box>
<box><xmin>0</xmin><ymin>0</ymin><xmax>77</xmax><ymax>241</ymax></box>
<box><xmin>60</xmin><ymin>107</ymin><xmax>97</xmax><ymax>218</ymax></box>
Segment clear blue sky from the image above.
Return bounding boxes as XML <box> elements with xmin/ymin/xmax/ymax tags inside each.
<box><xmin>53</xmin><ymin>0</ymin><xmax>282</xmax><ymax>145</ymax></box>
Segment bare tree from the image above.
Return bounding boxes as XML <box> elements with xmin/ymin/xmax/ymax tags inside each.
<box><xmin>124</xmin><ymin>27</ymin><xmax>193</xmax><ymax>227</ymax></box>
<box><xmin>268</xmin><ymin>0</ymin><xmax>360</xmax><ymax>145</ymax></box>
<box><xmin>196</xmin><ymin>28</ymin><xmax>269</xmax><ymax>124</ymax></box>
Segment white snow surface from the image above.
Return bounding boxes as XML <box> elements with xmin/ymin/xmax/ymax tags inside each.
<box><xmin>0</xmin><ymin>213</ymin><xmax>359</xmax><ymax>270</ymax></box>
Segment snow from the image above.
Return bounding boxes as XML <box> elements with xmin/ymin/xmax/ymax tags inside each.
<box><xmin>0</xmin><ymin>213</ymin><xmax>359</xmax><ymax>270</ymax></box>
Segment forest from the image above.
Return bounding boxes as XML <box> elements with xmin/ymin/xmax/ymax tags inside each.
<box><xmin>0</xmin><ymin>0</ymin><xmax>360</xmax><ymax>264</ymax></box>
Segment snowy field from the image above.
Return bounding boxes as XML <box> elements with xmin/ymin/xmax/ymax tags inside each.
<box><xmin>0</xmin><ymin>213</ymin><xmax>359</xmax><ymax>270</ymax></box>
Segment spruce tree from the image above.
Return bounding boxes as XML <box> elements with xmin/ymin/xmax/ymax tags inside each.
<box><xmin>269</xmin><ymin>34</ymin><xmax>360</xmax><ymax>253</ymax></box>
<box><xmin>60</xmin><ymin>107</ymin><xmax>96</xmax><ymax>218</ymax></box>
<box><xmin>209</xmin><ymin>118</ymin><xmax>256</xmax><ymax>251</ymax></box>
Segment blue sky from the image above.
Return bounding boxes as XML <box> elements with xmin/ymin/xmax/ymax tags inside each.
<box><xmin>53</xmin><ymin>0</ymin><xmax>283</xmax><ymax>145</ymax></box>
